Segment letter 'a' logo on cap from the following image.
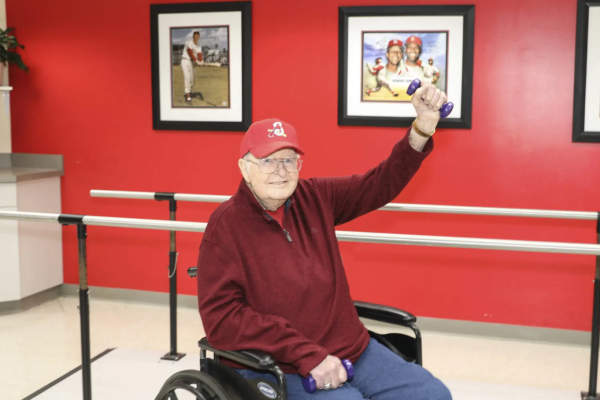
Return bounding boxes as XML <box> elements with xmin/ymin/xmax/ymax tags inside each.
<box><xmin>267</xmin><ymin>121</ymin><xmax>286</xmax><ymax>138</ymax></box>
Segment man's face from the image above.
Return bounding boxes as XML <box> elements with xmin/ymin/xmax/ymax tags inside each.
<box><xmin>239</xmin><ymin>148</ymin><xmax>300</xmax><ymax>208</ymax></box>
<box><xmin>406</xmin><ymin>43</ymin><xmax>421</xmax><ymax>62</ymax></box>
<box><xmin>386</xmin><ymin>45</ymin><xmax>403</xmax><ymax>66</ymax></box>
<box><xmin>193</xmin><ymin>33</ymin><xmax>200</xmax><ymax>45</ymax></box>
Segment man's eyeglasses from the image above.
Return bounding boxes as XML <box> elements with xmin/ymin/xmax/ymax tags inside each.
<box><xmin>245</xmin><ymin>156</ymin><xmax>303</xmax><ymax>174</ymax></box>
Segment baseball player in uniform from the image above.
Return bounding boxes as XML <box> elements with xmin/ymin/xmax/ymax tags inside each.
<box><xmin>365</xmin><ymin>57</ymin><xmax>385</xmax><ymax>96</ymax></box>
<box><xmin>404</xmin><ymin>35</ymin><xmax>425</xmax><ymax>81</ymax></box>
<box><xmin>181</xmin><ymin>31</ymin><xmax>203</xmax><ymax>103</ymax></box>
<box><xmin>423</xmin><ymin>58</ymin><xmax>440</xmax><ymax>85</ymax></box>
<box><xmin>366</xmin><ymin>40</ymin><xmax>404</xmax><ymax>97</ymax></box>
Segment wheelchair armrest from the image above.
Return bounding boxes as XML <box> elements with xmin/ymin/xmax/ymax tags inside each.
<box><xmin>198</xmin><ymin>337</ymin><xmax>276</xmax><ymax>370</ymax></box>
<box><xmin>354</xmin><ymin>300</ymin><xmax>417</xmax><ymax>326</ymax></box>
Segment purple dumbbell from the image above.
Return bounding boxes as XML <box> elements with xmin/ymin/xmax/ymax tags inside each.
<box><xmin>406</xmin><ymin>79</ymin><xmax>454</xmax><ymax>118</ymax></box>
<box><xmin>302</xmin><ymin>359</ymin><xmax>354</xmax><ymax>393</ymax></box>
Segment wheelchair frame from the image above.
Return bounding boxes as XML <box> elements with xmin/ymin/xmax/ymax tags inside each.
<box><xmin>155</xmin><ymin>294</ymin><xmax>422</xmax><ymax>400</ymax></box>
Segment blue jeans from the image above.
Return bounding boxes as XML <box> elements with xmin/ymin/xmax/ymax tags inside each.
<box><xmin>236</xmin><ymin>338</ymin><xmax>452</xmax><ymax>399</ymax></box>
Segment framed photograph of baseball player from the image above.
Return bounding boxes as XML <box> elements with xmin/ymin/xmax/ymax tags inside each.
<box><xmin>338</xmin><ymin>5</ymin><xmax>474</xmax><ymax>129</ymax></box>
<box><xmin>573</xmin><ymin>0</ymin><xmax>600</xmax><ymax>142</ymax></box>
<box><xmin>150</xmin><ymin>2</ymin><xmax>251</xmax><ymax>131</ymax></box>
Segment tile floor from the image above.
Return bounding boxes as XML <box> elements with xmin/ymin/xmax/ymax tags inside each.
<box><xmin>0</xmin><ymin>290</ymin><xmax>594</xmax><ymax>399</ymax></box>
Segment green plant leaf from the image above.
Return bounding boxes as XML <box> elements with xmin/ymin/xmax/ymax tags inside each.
<box><xmin>0</xmin><ymin>27</ymin><xmax>28</xmax><ymax>70</ymax></box>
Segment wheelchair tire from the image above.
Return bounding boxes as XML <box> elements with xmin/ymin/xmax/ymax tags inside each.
<box><xmin>155</xmin><ymin>369</ymin><xmax>230</xmax><ymax>400</ymax></box>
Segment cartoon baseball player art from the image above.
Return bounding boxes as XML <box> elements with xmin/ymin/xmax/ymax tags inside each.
<box><xmin>423</xmin><ymin>57</ymin><xmax>440</xmax><ymax>85</ymax></box>
<box><xmin>365</xmin><ymin>57</ymin><xmax>386</xmax><ymax>96</ymax></box>
<box><xmin>403</xmin><ymin>35</ymin><xmax>425</xmax><ymax>81</ymax></box>
<box><xmin>362</xmin><ymin>32</ymin><xmax>447</xmax><ymax>102</ymax></box>
<box><xmin>365</xmin><ymin>40</ymin><xmax>405</xmax><ymax>98</ymax></box>
<box><xmin>181</xmin><ymin>31</ymin><xmax>204</xmax><ymax>103</ymax></box>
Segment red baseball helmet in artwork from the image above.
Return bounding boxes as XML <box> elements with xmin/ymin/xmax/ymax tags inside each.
<box><xmin>405</xmin><ymin>35</ymin><xmax>423</xmax><ymax>47</ymax></box>
<box><xmin>387</xmin><ymin>39</ymin><xmax>403</xmax><ymax>49</ymax></box>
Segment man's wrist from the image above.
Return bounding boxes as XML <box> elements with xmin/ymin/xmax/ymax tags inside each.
<box><xmin>412</xmin><ymin>119</ymin><xmax>435</xmax><ymax>138</ymax></box>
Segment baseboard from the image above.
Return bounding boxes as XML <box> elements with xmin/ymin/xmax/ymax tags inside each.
<box><xmin>405</xmin><ymin>317</ymin><xmax>587</xmax><ymax>346</ymax></box>
<box><xmin>58</xmin><ymin>284</ymin><xmax>590</xmax><ymax>346</ymax></box>
<box><xmin>59</xmin><ymin>283</ymin><xmax>199</xmax><ymax>309</ymax></box>
<box><xmin>0</xmin><ymin>285</ymin><xmax>62</xmax><ymax>314</ymax></box>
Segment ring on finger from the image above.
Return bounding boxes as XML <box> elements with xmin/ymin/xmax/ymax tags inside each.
<box><xmin>323</xmin><ymin>382</ymin><xmax>332</xmax><ymax>390</ymax></box>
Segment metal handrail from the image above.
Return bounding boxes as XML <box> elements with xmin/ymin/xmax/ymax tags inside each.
<box><xmin>90</xmin><ymin>189</ymin><xmax>598</xmax><ymax>221</ymax></box>
<box><xmin>0</xmin><ymin>211</ymin><xmax>207</xmax><ymax>232</ymax></box>
<box><xmin>335</xmin><ymin>231</ymin><xmax>600</xmax><ymax>256</ymax></box>
<box><xmin>1</xmin><ymin>210</ymin><xmax>598</xmax><ymax>255</ymax></box>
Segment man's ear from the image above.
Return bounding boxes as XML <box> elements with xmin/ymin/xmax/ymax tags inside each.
<box><xmin>238</xmin><ymin>158</ymin><xmax>250</xmax><ymax>182</ymax></box>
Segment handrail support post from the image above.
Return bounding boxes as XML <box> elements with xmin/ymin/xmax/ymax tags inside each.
<box><xmin>156</xmin><ymin>193</ymin><xmax>185</xmax><ymax>361</ymax></box>
<box><xmin>582</xmin><ymin>213</ymin><xmax>600</xmax><ymax>400</ymax></box>
<box><xmin>58</xmin><ymin>215</ymin><xmax>92</xmax><ymax>400</ymax></box>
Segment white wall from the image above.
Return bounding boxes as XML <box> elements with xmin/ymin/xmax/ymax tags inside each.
<box><xmin>0</xmin><ymin>1</ymin><xmax>7</xmax><ymax>84</ymax></box>
<box><xmin>0</xmin><ymin>90</ymin><xmax>12</xmax><ymax>153</ymax></box>
<box><xmin>0</xmin><ymin>0</ymin><xmax>12</xmax><ymax>153</ymax></box>
<box><xmin>0</xmin><ymin>182</ymin><xmax>20</xmax><ymax>301</ymax></box>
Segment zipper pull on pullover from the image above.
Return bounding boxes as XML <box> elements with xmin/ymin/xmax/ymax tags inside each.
<box><xmin>264</xmin><ymin>206</ymin><xmax>293</xmax><ymax>243</ymax></box>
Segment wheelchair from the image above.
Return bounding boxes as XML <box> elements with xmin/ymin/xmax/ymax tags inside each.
<box><xmin>154</xmin><ymin>268</ymin><xmax>423</xmax><ymax>400</ymax></box>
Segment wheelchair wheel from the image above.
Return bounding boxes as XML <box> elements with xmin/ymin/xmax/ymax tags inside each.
<box><xmin>155</xmin><ymin>369</ymin><xmax>230</xmax><ymax>400</ymax></box>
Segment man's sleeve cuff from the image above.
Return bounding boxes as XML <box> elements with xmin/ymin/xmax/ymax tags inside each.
<box><xmin>297</xmin><ymin>349</ymin><xmax>329</xmax><ymax>377</ymax></box>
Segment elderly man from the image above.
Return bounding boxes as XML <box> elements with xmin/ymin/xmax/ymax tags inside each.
<box><xmin>196</xmin><ymin>84</ymin><xmax>452</xmax><ymax>400</ymax></box>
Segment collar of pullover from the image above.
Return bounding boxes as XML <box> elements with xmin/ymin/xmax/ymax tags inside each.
<box><xmin>235</xmin><ymin>179</ymin><xmax>293</xmax><ymax>219</ymax></box>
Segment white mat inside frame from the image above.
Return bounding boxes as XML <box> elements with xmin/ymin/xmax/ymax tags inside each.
<box><xmin>25</xmin><ymin>347</ymin><xmax>579</xmax><ymax>399</ymax></box>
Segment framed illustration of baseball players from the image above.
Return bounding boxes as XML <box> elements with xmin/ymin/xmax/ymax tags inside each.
<box><xmin>338</xmin><ymin>5</ymin><xmax>474</xmax><ymax>129</ymax></box>
<box><xmin>362</xmin><ymin>32</ymin><xmax>448</xmax><ymax>103</ymax></box>
<box><xmin>572</xmin><ymin>0</ymin><xmax>600</xmax><ymax>142</ymax></box>
<box><xmin>151</xmin><ymin>2</ymin><xmax>251</xmax><ymax>131</ymax></box>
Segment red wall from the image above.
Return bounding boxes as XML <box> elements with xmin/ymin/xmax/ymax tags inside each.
<box><xmin>6</xmin><ymin>0</ymin><xmax>600</xmax><ymax>331</ymax></box>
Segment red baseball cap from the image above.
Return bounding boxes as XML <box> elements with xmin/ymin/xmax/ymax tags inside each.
<box><xmin>387</xmin><ymin>39</ymin><xmax>403</xmax><ymax>49</ymax></box>
<box><xmin>405</xmin><ymin>35</ymin><xmax>422</xmax><ymax>47</ymax></box>
<box><xmin>240</xmin><ymin>118</ymin><xmax>304</xmax><ymax>158</ymax></box>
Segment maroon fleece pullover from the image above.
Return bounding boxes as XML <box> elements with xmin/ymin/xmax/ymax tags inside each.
<box><xmin>196</xmin><ymin>131</ymin><xmax>432</xmax><ymax>376</ymax></box>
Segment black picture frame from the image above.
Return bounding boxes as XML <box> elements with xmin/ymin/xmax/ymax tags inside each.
<box><xmin>338</xmin><ymin>5</ymin><xmax>474</xmax><ymax>129</ymax></box>
<box><xmin>150</xmin><ymin>2</ymin><xmax>252</xmax><ymax>131</ymax></box>
<box><xmin>573</xmin><ymin>0</ymin><xmax>600</xmax><ymax>142</ymax></box>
